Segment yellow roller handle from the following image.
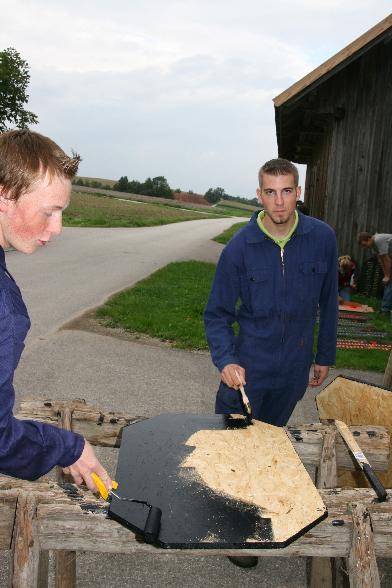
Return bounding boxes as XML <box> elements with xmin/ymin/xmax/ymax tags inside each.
<box><xmin>91</xmin><ymin>472</ymin><xmax>118</xmax><ymax>501</ymax></box>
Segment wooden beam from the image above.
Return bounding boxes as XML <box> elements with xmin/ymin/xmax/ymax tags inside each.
<box><xmin>309</xmin><ymin>428</ymin><xmax>338</xmax><ymax>587</ymax></box>
<box><xmin>286</xmin><ymin>424</ymin><xmax>389</xmax><ymax>472</ymax></box>
<box><xmin>35</xmin><ymin>490</ymin><xmax>392</xmax><ymax>558</ymax></box>
<box><xmin>16</xmin><ymin>399</ymin><xmax>146</xmax><ymax>447</ymax></box>
<box><xmin>1</xmin><ymin>481</ymin><xmax>392</xmax><ymax>560</ymax></box>
<box><xmin>383</xmin><ymin>350</ymin><xmax>392</xmax><ymax>389</ymax></box>
<box><xmin>55</xmin><ymin>408</ymin><xmax>76</xmax><ymax>588</ymax></box>
<box><xmin>348</xmin><ymin>503</ymin><xmax>380</xmax><ymax>587</ymax></box>
<box><xmin>9</xmin><ymin>492</ymin><xmax>48</xmax><ymax>588</ymax></box>
<box><xmin>16</xmin><ymin>400</ymin><xmax>390</xmax><ymax>471</ymax></box>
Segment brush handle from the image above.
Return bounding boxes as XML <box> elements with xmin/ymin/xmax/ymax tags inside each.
<box><xmin>234</xmin><ymin>370</ymin><xmax>252</xmax><ymax>417</ymax></box>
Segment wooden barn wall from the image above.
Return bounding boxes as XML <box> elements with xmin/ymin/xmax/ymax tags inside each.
<box><xmin>304</xmin><ymin>40</ymin><xmax>392</xmax><ymax>264</ymax></box>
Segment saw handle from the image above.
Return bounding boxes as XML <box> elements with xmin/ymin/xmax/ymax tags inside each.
<box><xmin>362</xmin><ymin>463</ymin><xmax>388</xmax><ymax>502</ymax></box>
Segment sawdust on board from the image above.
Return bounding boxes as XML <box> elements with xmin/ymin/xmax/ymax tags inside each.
<box><xmin>180</xmin><ymin>418</ymin><xmax>326</xmax><ymax>543</ymax></box>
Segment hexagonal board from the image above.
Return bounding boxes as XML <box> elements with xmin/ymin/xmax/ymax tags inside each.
<box><xmin>109</xmin><ymin>414</ymin><xmax>327</xmax><ymax>548</ymax></box>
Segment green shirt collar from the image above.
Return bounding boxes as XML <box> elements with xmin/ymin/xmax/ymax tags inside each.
<box><xmin>257</xmin><ymin>210</ymin><xmax>299</xmax><ymax>249</ymax></box>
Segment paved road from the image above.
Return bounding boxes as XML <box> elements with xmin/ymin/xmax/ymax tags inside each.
<box><xmin>6</xmin><ymin>218</ymin><xmax>242</xmax><ymax>342</ymax></box>
<box><xmin>4</xmin><ymin>220</ymin><xmax>390</xmax><ymax>587</ymax></box>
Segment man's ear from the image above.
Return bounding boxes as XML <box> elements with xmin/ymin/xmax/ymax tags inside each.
<box><xmin>256</xmin><ymin>188</ymin><xmax>262</xmax><ymax>205</ymax></box>
<box><xmin>296</xmin><ymin>186</ymin><xmax>302</xmax><ymax>201</ymax></box>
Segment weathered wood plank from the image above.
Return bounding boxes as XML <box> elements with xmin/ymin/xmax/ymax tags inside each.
<box><xmin>0</xmin><ymin>491</ymin><xmax>18</xmax><ymax>549</ymax></box>
<box><xmin>16</xmin><ymin>399</ymin><xmax>146</xmax><ymax>447</ymax></box>
<box><xmin>9</xmin><ymin>492</ymin><xmax>44</xmax><ymax>588</ymax></box>
<box><xmin>383</xmin><ymin>350</ymin><xmax>392</xmax><ymax>390</ymax></box>
<box><xmin>2</xmin><ymin>483</ymin><xmax>392</xmax><ymax>559</ymax></box>
<box><xmin>55</xmin><ymin>408</ymin><xmax>76</xmax><ymax>588</ymax></box>
<box><xmin>16</xmin><ymin>400</ymin><xmax>390</xmax><ymax>470</ymax></box>
<box><xmin>287</xmin><ymin>424</ymin><xmax>389</xmax><ymax>472</ymax></box>
<box><xmin>348</xmin><ymin>503</ymin><xmax>380</xmax><ymax>588</ymax></box>
<box><xmin>309</xmin><ymin>428</ymin><xmax>338</xmax><ymax>587</ymax></box>
<box><xmin>33</xmin><ymin>489</ymin><xmax>392</xmax><ymax>558</ymax></box>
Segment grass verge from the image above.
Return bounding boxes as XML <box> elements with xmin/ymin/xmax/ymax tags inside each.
<box><xmin>213</xmin><ymin>222</ymin><xmax>248</xmax><ymax>244</ymax></box>
<box><xmin>96</xmin><ymin>263</ymin><xmax>391</xmax><ymax>373</ymax></box>
<box><xmin>213</xmin><ymin>206</ymin><xmax>252</xmax><ymax>218</ymax></box>
<box><xmin>64</xmin><ymin>192</ymin><xmax>224</xmax><ymax>228</ymax></box>
<box><xmin>96</xmin><ymin>262</ymin><xmax>215</xmax><ymax>349</ymax></box>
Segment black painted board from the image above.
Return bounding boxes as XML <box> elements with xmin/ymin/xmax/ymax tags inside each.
<box><xmin>109</xmin><ymin>413</ymin><xmax>326</xmax><ymax>549</ymax></box>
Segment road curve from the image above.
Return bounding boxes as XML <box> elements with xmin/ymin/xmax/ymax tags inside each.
<box><xmin>5</xmin><ymin>217</ymin><xmax>242</xmax><ymax>343</ymax></box>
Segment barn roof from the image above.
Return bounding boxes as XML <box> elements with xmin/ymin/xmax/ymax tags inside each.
<box><xmin>274</xmin><ymin>14</ymin><xmax>392</xmax><ymax>108</ymax></box>
<box><xmin>274</xmin><ymin>14</ymin><xmax>392</xmax><ymax>162</ymax></box>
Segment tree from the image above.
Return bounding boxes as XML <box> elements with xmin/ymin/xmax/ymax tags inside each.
<box><xmin>0</xmin><ymin>47</ymin><xmax>38</xmax><ymax>132</ymax></box>
<box><xmin>113</xmin><ymin>176</ymin><xmax>130</xmax><ymax>192</ymax></box>
<box><xmin>204</xmin><ymin>186</ymin><xmax>226</xmax><ymax>204</ymax></box>
<box><xmin>140</xmin><ymin>176</ymin><xmax>173</xmax><ymax>199</ymax></box>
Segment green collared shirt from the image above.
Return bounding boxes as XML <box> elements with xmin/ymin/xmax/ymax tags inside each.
<box><xmin>257</xmin><ymin>210</ymin><xmax>299</xmax><ymax>249</ymax></box>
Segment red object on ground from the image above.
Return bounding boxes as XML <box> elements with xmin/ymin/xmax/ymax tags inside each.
<box><xmin>336</xmin><ymin>339</ymin><xmax>392</xmax><ymax>350</ymax></box>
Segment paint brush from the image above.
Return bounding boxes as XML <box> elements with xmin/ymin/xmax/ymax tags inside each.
<box><xmin>235</xmin><ymin>369</ymin><xmax>253</xmax><ymax>424</ymax></box>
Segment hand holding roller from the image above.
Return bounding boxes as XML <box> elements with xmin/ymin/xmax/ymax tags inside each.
<box><xmin>91</xmin><ymin>472</ymin><xmax>162</xmax><ymax>543</ymax></box>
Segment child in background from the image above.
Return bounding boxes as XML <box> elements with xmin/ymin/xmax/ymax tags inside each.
<box><xmin>338</xmin><ymin>255</ymin><xmax>358</xmax><ymax>303</ymax></box>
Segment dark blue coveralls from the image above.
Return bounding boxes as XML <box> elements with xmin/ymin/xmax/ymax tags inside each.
<box><xmin>204</xmin><ymin>212</ymin><xmax>338</xmax><ymax>426</ymax></box>
<box><xmin>0</xmin><ymin>247</ymin><xmax>84</xmax><ymax>480</ymax></box>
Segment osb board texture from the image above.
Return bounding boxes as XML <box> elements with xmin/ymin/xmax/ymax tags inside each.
<box><xmin>111</xmin><ymin>414</ymin><xmax>326</xmax><ymax>548</ymax></box>
<box><xmin>316</xmin><ymin>376</ymin><xmax>392</xmax><ymax>488</ymax></box>
<box><xmin>181</xmin><ymin>419</ymin><xmax>326</xmax><ymax>544</ymax></box>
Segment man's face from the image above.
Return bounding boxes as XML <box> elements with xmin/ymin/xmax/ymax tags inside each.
<box><xmin>360</xmin><ymin>238</ymin><xmax>373</xmax><ymax>249</ymax></box>
<box><xmin>0</xmin><ymin>172</ymin><xmax>71</xmax><ymax>254</ymax></box>
<box><xmin>256</xmin><ymin>173</ymin><xmax>300</xmax><ymax>227</ymax></box>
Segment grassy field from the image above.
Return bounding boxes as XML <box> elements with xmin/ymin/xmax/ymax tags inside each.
<box><xmin>76</xmin><ymin>176</ymin><xmax>116</xmax><ymax>187</ymax></box>
<box><xmin>217</xmin><ymin>199</ymin><xmax>258</xmax><ymax>211</ymax></box>
<box><xmin>97</xmin><ymin>261</ymin><xmax>215</xmax><ymax>349</ymax></box>
<box><xmin>64</xmin><ymin>191</ymin><xmax>222</xmax><ymax>227</ymax></box>
<box><xmin>95</xmin><ymin>260</ymin><xmax>391</xmax><ymax>373</ymax></box>
<box><xmin>212</xmin><ymin>205</ymin><xmax>253</xmax><ymax>218</ymax></box>
<box><xmin>213</xmin><ymin>222</ymin><xmax>248</xmax><ymax>244</ymax></box>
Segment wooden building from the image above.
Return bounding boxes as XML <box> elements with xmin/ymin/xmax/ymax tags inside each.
<box><xmin>273</xmin><ymin>14</ymin><xmax>392</xmax><ymax>262</ymax></box>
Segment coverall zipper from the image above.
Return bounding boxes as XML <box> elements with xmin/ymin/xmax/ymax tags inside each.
<box><xmin>280</xmin><ymin>247</ymin><xmax>285</xmax><ymax>275</ymax></box>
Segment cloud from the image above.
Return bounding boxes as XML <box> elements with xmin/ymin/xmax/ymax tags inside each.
<box><xmin>1</xmin><ymin>0</ymin><xmax>390</xmax><ymax>195</ymax></box>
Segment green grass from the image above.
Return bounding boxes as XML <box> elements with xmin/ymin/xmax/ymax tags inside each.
<box><xmin>213</xmin><ymin>205</ymin><xmax>253</xmax><ymax>218</ymax></box>
<box><xmin>217</xmin><ymin>199</ymin><xmax>258</xmax><ymax>211</ymax></box>
<box><xmin>64</xmin><ymin>192</ymin><xmax>222</xmax><ymax>228</ymax></box>
<box><xmin>213</xmin><ymin>222</ymin><xmax>248</xmax><ymax>244</ymax></box>
<box><xmin>96</xmin><ymin>262</ymin><xmax>216</xmax><ymax>349</ymax></box>
<box><xmin>96</xmin><ymin>262</ymin><xmax>391</xmax><ymax>373</ymax></box>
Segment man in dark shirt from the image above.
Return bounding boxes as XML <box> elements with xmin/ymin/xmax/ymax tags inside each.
<box><xmin>0</xmin><ymin>129</ymin><xmax>111</xmax><ymax>493</ymax></box>
<box><xmin>204</xmin><ymin>158</ymin><xmax>338</xmax><ymax>568</ymax></box>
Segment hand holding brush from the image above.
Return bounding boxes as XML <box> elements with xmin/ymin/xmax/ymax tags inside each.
<box><xmin>235</xmin><ymin>369</ymin><xmax>253</xmax><ymax>424</ymax></box>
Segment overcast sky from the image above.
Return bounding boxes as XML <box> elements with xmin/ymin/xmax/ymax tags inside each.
<box><xmin>1</xmin><ymin>1</ymin><xmax>390</xmax><ymax>198</ymax></box>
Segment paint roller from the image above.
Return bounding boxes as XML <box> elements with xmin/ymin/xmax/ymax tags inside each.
<box><xmin>91</xmin><ymin>472</ymin><xmax>162</xmax><ymax>543</ymax></box>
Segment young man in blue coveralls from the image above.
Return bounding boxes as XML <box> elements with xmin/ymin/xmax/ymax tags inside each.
<box><xmin>204</xmin><ymin>158</ymin><xmax>338</xmax><ymax>568</ymax></box>
<box><xmin>0</xmin><ymin>130</ymin><xmax>112</xmax><ymax>495</ymax></box>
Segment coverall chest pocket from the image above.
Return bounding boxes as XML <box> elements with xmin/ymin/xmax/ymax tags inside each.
<box><xmin>299</xmin><ymin>261</ymin><xmax>327</xmax><ymax>302</ymax></box>
<box><xmin>247</xmin><ymin>268</ymin><xmax>271</xmax><ymax>314</ymax></box>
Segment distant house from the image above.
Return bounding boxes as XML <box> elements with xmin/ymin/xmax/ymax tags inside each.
<box><xmin>273</xmin><ymin>14</ymin><xmax>392</xmax><ymax>262</ymax></box>
<box><xmin>173</xmin><ymin>192</ymin><xmax>211</xmax><ymax>206</ymax></box>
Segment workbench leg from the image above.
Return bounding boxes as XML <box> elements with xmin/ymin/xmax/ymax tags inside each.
<box><xmin>55</xmin><ymin>407</ymin><xmax>77</xmax><ymax>588</ymax></box>
<box><xmin>55</xmin><ymin>551</ymin><xmax>76</xmax><ymax>588</ymax></box>
<box><xmin>348</xmin><ymin>503</ymin><xmax>380</xmax><ymax>588</ymax></box>
<box><xmin>9</xmin><ymin>491</ymin><xmax>48</xmax><ymax>588</ymax></box>
<box><xmin>309</xmin><ymin>428</ymin><xmax>339</xmax><ymax>588</ymax></box>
